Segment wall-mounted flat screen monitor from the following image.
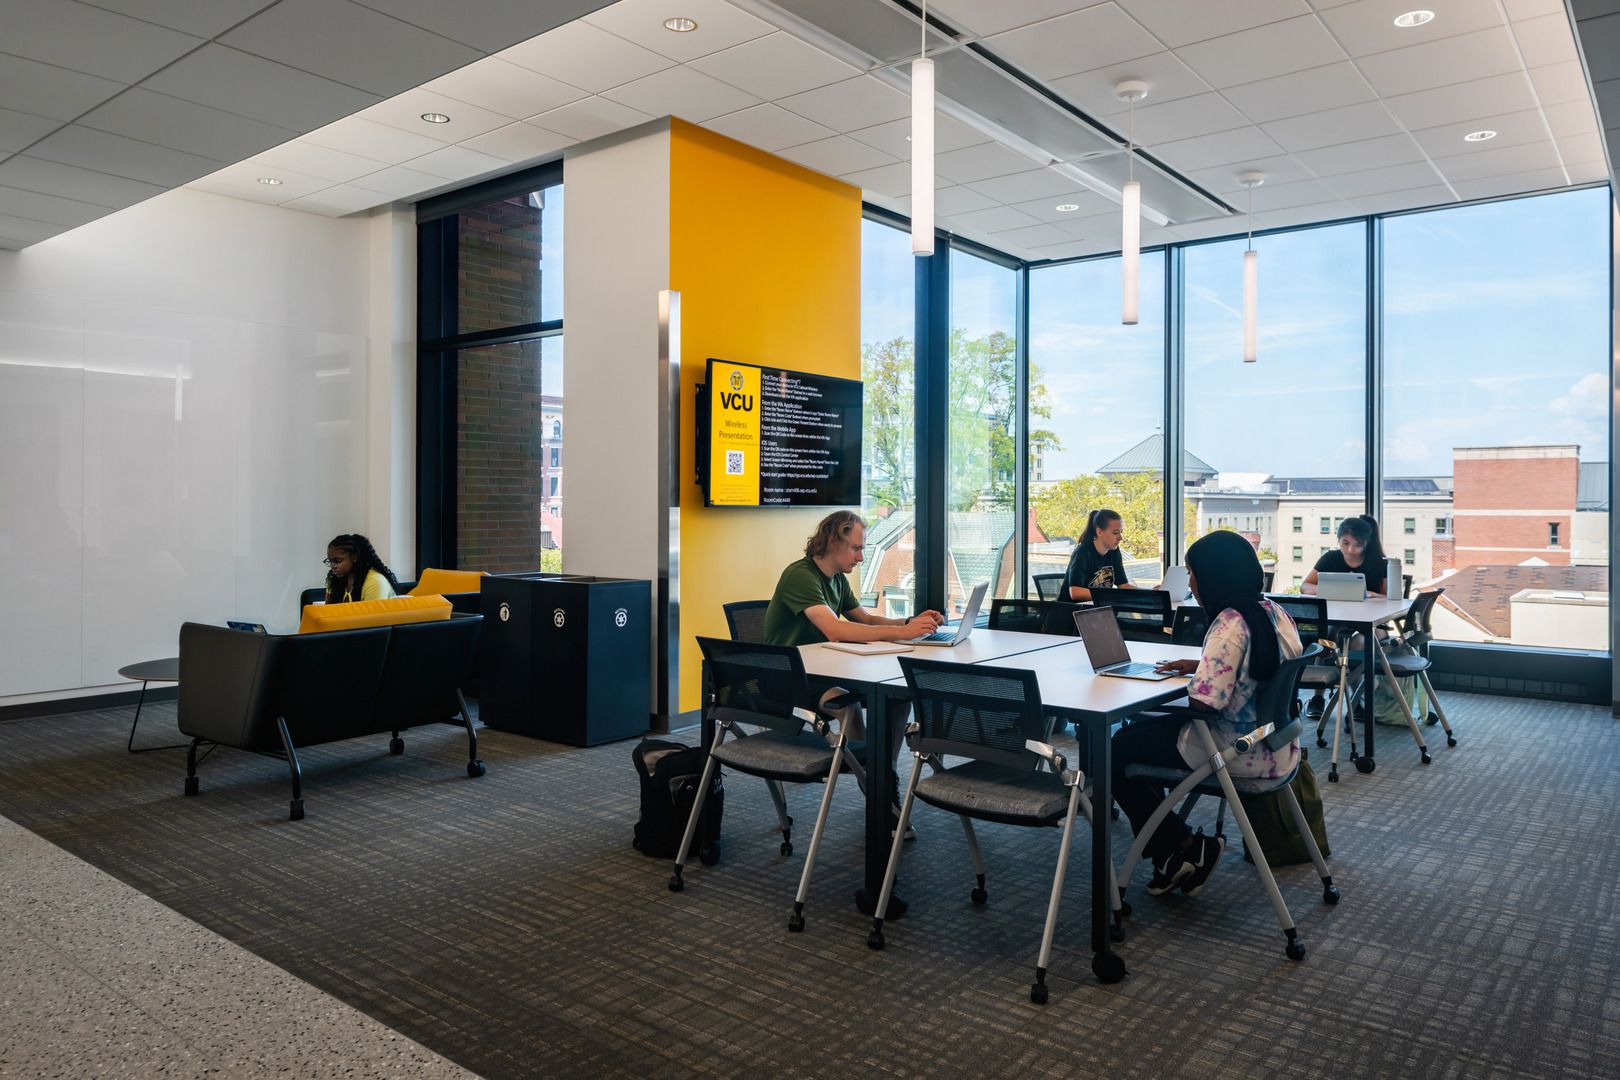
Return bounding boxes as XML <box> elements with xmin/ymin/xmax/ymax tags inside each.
<box><xmin>696</xmin><ymin>358</ymin><xmax>862</xmax><ymax>508</ymax></box>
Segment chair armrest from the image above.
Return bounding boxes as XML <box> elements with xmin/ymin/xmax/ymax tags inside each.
<box><xmin>821</xmin><ymin>690</ymin><xmax>863</xmax><ymax>712</ymax></box>
<box><xmin>1232</xmin><ymin>722</ymin><xmax>1276</xmax><ymax>754</ymax></box>
<box><xmin>1025</xmin><ymin>739</ymin><xmax>1082</xmax><ymax>786</ymax></box>
<box><xmin>791</xmin><ymin>705</ymin><xmax>830</xmax><ymax>736</ymax></box>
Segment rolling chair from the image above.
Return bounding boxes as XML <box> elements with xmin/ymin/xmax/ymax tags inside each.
<box><xmin>1169</xmin><ymin>606</ymin><xmax>1210</xmax><ymax>647</ymax></box>
<box><xmin>1088</xmin><ymin>586</ymin><xmax>1173</xmax><ymax>641</ymax></box>
<box><xmin>987</xmin><ymin>598</ymin><xmax>1082</xmax><ymax>637</ymax></box>
<box><xmin>867</xmin><ymin>656</ymin><xmax>1120</xmax><ymax>1005</ymax></box>
<box><xmin>1372</xmin><ymin>588</ymin><xmax>1456</xmax><ymax>764</ymax></box>
<box><xmin>672</xmin><ymin>638</ymin><xmax>865</xmax><ymax>935</ymax></box>
<box><xmin>1115</xmin><ymin>645</ymin><xmax>1338</xmax><ymax>961</ymax></box>
<box><xmin>1032</xmin><ymin>573</ymin><xmax>1067</xmax><ymax>601</ymax></box>
<box><xmin>720</xmin><ymin>599</ymin><xmax>794</xmax><ymax>840</ymax></box>
<box><xmin>1269</xmin><ymin>594</ymin><xmax>1362</xmax><ymax>783</ymax></box>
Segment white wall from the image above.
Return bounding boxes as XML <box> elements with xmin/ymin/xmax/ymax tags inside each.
<box><xmin>0</xmin><ymin>187</ymin><xmax>380</xmax><ymax>701</ymax></box>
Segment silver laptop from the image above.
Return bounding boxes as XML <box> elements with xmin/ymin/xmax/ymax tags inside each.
<box><xmin>1159</xmin><ymin>565</ymin><xmax>1191</xmax><ymax>601</ymax></box>
<box><xmin>1073</xmin><ymin>606</ymin><xmax>1172</xmax><ymax>680</ymax></box>
<box><xmin>907</xmin><ymin>582</ymin><xmax>988</xmax><ymax>647</ymax></box>
<box><xmin>1316</xmin><ymin>572</ymin><xmax>1367</xmax><ymax>601</ymax></box>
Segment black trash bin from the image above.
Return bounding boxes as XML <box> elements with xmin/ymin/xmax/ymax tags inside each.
<box><xmin>480</xmin><ymin>574</ymin><xmax>651</xmax><ymax>746</ymax></box>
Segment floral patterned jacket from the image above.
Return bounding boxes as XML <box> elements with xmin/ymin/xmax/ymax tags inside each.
<box><xmin>1175</xmin><ymin>601</ymin><xmax>1303</xmax><ymax>779</ymax></box>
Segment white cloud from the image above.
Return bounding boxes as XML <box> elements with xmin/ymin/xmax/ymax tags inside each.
<box><xmin>1550</xmin><ymin>372</ymin><xmax>1608</xmax><ymax>420</ymax></box>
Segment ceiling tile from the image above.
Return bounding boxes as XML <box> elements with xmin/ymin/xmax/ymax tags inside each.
<box><xmin>1051</xmin><ymin>51</ymin><xmax>1215</xmax><ymax>116</ymax></box>
<box><xmin>1323</xmin><ymin>160</ymin><xmax>1445</xmax><ymax>197</ymax></box>
<box><xmin>350</xmin><ymin>163</ymin><xmax>452</xmax><ymax>199</ymax></box>
<box><xmin>1029</xmin><ymin>238</ymin><xmax>1111</xmax><ymax>260</ymax></box>
<box><xmin>499</xmin><ymin>17</ymin><xmax>675</xmax><ymax>93</ymax></box>
<box><xmin>1382</xmin><ymin>72</ymin><xmax>1538</xmax><ymax>129</ymax></box>
<box><xmin>358</xmin><ymin>88</ymin><xmax>516</xmax><ymax>141</ymax></box>
<box><xmin>249</xmin><ymin>140</ymin><xmax>387</xmax><ymax>183</ymax></box>
<box><xmin>1544</xmin><ymin>99</ymin><xmax>1600</xmax><ymax>137</ymax></box>
<box><xmin>82</xmin><ymin>1</ymin><xmax>277</xmax><ymax>37</ymax></box>
<box><xmin>1186</xmin><ymin>153</ymin><xmax>1315</xmax><ymax>191</ymax></box>
<box><xmin>1008</xmin><ymin>190</ymin><xmax>1116</xmax><ymax>221</ymax></box>
<box><xmin>0</xmin><ymin>184</ymin><xmax>110</xmax><ymax>227</ymax></box>
<box><xmin>301</xmin><ymin>115</ymin><xmax>446</xmax><ymax>162</ymax></box>
<box><xmin>282</xmin><ymin>183</ymin><xmax>392</xmax><ymax>216</ymax></box>
<box><xmin>0</xmin><ymin>155</ymin><xmax>164</xmax><ymax>208</ymax></box>
<box><xmin>846</xmin><ymin>113</ymin><xmax>986</xmax><ymax>158</ymax></box>
<box><xmin>688</xmin><ymin>32</ymin><xmax>860</xmax><ymax>100</ymax></box>
<box><xmin>1449</xmin><ymin>167</ymin><xmax>1572</xmax><ymax>199</ymax></box>
<box><xmin>778</xmin><ymin>77</ymin><xmax>910</xmax><ymax>132</ymax></box>
<box><xmin>1151</xmin><ymin>125</ymin><xmax>1284</xmax><ymax>172</ymax></box>
<box><xmin>1530</xmin><ymin>61</ymin><xmax>1592</xmax><ymax>105</ymax></box>
<box><xmin>1292</xmin><ymin>132</ymin><xmax>1425</xmax><ymax>175</ymax></box>
<box><xmin>351</xmin><ymin>0</ymin><xmax>602</xmax><ymax>53</ymax></box>
<box><xmin>1252</xmin><ymin>198</ymin><xmax>1359</xmax><ymax>228</ymax></box>
<box><xmin>461</xmin><ymin>121</ymin><xmax>576</xmax><ymax>162</ymax></box>
<box><xmin>142</xmin><ymin>45</ymin><xmax>381</xmax><ymax>132</ymax></box>
<box><xmin>1567</xmin><ymin>159</ymin><xmax>1609</xmax><ymax>182</ymax></box>
<box><xmin>1512</xmin><ymin>12</ymin><xmax>1581</xmax><ymax>67</ymax></box>
<box><xmin>26</xmin><ymin>124</ymin><xmax>223</xmax><ymax>186</ymax></box>
<box><xmin>1319</xmin><ymin>0</ymin><xmax>1505</xmax><ymax>57</ymax></box>
<box><xmin>403</xmin><ymin>144</ymin><xmax>513</xmax><ymax>181</ymax></box>
<box><xmin>1219</xmin><ymin>62</ymin><xmax>1376</xmax><ymax>124</ymax></box>
<box><xmin>1559</xmin><ymin>130</ymin><xmax>1606</xmax><ymax>162</ymax></box>
<box><xmin>0</xmin><ymin>0</ymin><xmax>203</xmax><ymax>84</ymax></box>
<box><xmin>775</xmin><ymin>135</ymin><xmax>894</xmax><ymax>176</ymax></box>
<box><xmin>1234</xmin><ymin>177</ymin><xmax>1341</xmax><ymax>211</ymax></box>
<box><xmin>1176</xmin><ymin>17</ymin><xmax>1347</xmax><ymax>88</ymax></box>
<box><xmin>985</xmin><ymin>5</ymin><xmax>1163</xmax><ymax>82</ymax></box>
<box><xmin>0</xmin><ymin>108</ymin><xmax>58</xmax><ymax>154</ymax></box>
<box><xmin>700</xmin><ymin>104</ymin><xmax>836</xmax><ymax>152</ymax></box>
<box><xmin>1114</xmin><ymin>0</ymin><xmax>1310</xmax><ymax>48</ymax></box>
<box><xmin>601</xmin><ymin>65</ymin><xmax>761</xmax><ymax>123</ymax></box>
<box><xmin>1168</xmin><ymin>216</ymin><xmax>1246</xmax><ymax>241</ymax></box>
<box><xmin>77</xmin><ymin>88</ymin><xmax>298</xmax><ymax>163</ymax></box>
<box><xmin>189</xmin><ymin>160</ymin><xmax>331</xmax><ymax>203</ymax></box>
<box><xmin>990</xmin><ymin>221</ymin><xmax>1083</xmax><ymax>251</ymax></box>
<box><xmin>946</xmin><ymin>204</ymin><xmax>1043</xmax><ymax>234</ymax></box>
<box><xmin>967</xmin><ymin>167</ymin><xmax>1093</xmax><ymax>204</ymax></box>
<box><xmin>1117</xmin><ymin>93</ymin><xmax>1250</xmax><ymax>145</ymax></box>
<box><xmin>935</xmin><ymin>141</ymin><xmax>1044</xmax><ymax>184</ymax></box>
<box><xmin>528</xmin><ymin>97</ymin><xmax>654</xmax><ymax>141</ymax></box>
<box><xmin>582</xmin><ymin>0</ymin><xmax>775</xmax><ymax>63</ymax></box>
<box><xmin>1432</xmin><ymin>139</ymin><xmax>1562</xmax><ymax>181</ymax></box>
<box><xmin>841</xmin><ymin>162</ymin><xmax>913</xmax><ymax>199</ymax></box>
<box><xmin>0</xmin><ymin>54</ymin><xmax>126</xmax><ymax>123</ymax></box>
<box><xmin>929</xmin><ymin>0</ymin><xmax>1104</xmax><ymax>39</ymax></box>
<box><xmin>1410</xmin><ymin>109</ymin><xmax>1558</xmax><ymax>156</ymax></box>
<box><xmin>423</xmin><ymin>59</ymin><xmax>588</xmax><ymax>119</ymax></box>
<box><xmin>1260</xmin><ymin>100</ymin><xmax>1401</xmax><ymax>152</ymax></box>
<box><xmin>1505</xmin><ymin>0</ymin><xmax>1566</xmax><ymax>17</ymax></box>
<box><xmin>934</xmin><ymin>185</ymin><xmax>999</xmax><ymax>215</ymax></box>
<box><xmin>0</xmin><ymin>214</ymin><xmax>67</xmax><ymax>247</ymax></box>
<box><xmin>1356</xmin><ymin>26</ymin><xmax>1521</xmax><ymax>99</ymax></box>
<box><xmin>221</xmin><ymin>0</ymin><xmax>480</xmax><ymax>97</ymax></box>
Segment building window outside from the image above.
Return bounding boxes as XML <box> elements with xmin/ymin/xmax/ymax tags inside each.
<box><xmin>1292</xmin><ymin>576</ymin><xmax>1303</xmax><ymax>589</ymax></box>
<box><xmin>860</xmin><ymin>218</ymin><xmax>918</xmax><ymax>617</ymax></box>
<box><xmin>550</xmin><ymin>475</ymin><xmax>559</xmax><ymax>496</ymax></box>
<box><xmin>1292</xmin><ymin>546</ymin><xmax>1302</xmax><ymax>559</ymax></box>
<box><xmin>1404</xmin><ymin>517</ymin><xmax>1416</xmax><ymax>534</ymax></box>
<box><xmin>1550</xmin><ymin>522</ymin><xmax>1561</xmax><ymax>547</ymax></box>
<box><xmin>549</xmin><ymin>446</ymin><xmax>559</xmax><ymax>468</ymax></box>
<box><xmin>1320</xmin><ymin>517</ymin><xmax>1331</xmax><ymax>533</ymax></box>
<box><xmin>1436</xmin><ymin>516</ymin><xmax>1450</xmax><ymax>534</ymax></box>
<box><xmin>1292</xmin><ymin>516</ymin><xmax>1302</xmax><ymax>532</ymax></box>
<box><xmin>552</xmin><ymin>419</ymin><xmax>561</xmax><ymax>439</ymax></box>
<box><xmin>1404</xmin><ymin>549</ymin><xmax>1416</xmax><ymax>565</ymax></box>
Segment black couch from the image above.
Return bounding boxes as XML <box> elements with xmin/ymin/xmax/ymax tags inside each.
<box><xmin>177</xmin><ymin>613</ymin><xmax>486</xmax><ymax>820</ymax></box>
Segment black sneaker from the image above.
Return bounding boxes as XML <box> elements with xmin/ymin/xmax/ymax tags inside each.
<box><xmin>1145</xmin><ymin>851</ymin><xmax>1192</xmax><ymax>896</ymax></box>
<box><xmin>1178</xmin><ymin>831</ymin><xmax>1225</xmax><ymax>897</ymax></box>
<box><xmin>1305</xmin><ymin>696</ymin><xmax>1325</xmax><ymax>720</ymax></box>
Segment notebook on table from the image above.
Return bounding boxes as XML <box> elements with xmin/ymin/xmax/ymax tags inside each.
<box><xmin>1073</xmin><ymin>606</ymin><xmax>1173</xmax><ymax>681</ymax></box>
<box><xmin>823</xmin><ymin>641</ymin><xmax>913</xmax><ymax>655</ymax></box>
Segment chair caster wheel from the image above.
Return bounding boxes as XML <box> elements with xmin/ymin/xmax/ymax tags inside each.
<box><xmin>970</xmin><ymin>887</ymin><xmax>987</xmax><ymax>906</ymax></box>
<box><xmin>289</xmin><ymin>799</ymin><xmax>304</xmax><ymax>821</ymax></box>
<box><xmin>780</xmin><ymin>842</ymin><xmax>793</xmax><ymax>857</ymax></box>
<box><xmin>698</xmin><ymin>844</ymin><xmax>719</xmax><ymax>867</ymax></box>
<box><xmin>467</xmin><ymin>760</ymin><xmax>486</xmax><ymax>778</ymax></box>
<box><xmin>1285</xmin><ymin>938</ymin><xmax>1307</xmax><ymax>961</ymax></box>
<box><xmin>668</xmin><ymin>873</ymin><xmax>684</xmax><ymax>893</ymax></box>
<box><xmin>1328</xmin><ymin>768</ymin><xmax>1339</xmax><ymax>783</ymax></box>
<box><xmin>1420</xmin><ymin>752</ymin><xmax>1431</xmax><ymax>765</ymax></box>
<box><xmin>867</xmin><ymin>929</ymin><xmax>885</xmax><ymax>950</ymax></box>
<box><xmin>1315</xmin><ymin>737</ymin><xmax>1327</xmax><ymax>749</ymax></box>
<box><xmin>787</xmin><ymin>913</ymin><xmax>805</xmax><ymax>933</ymax></box>
<box><xmin>1029</xmin><ymin>982</ymin><xmax>1048</xmax><ymax>1005</ymax></box>
<box><xmin>1091</xmin><ymin>952</ymin><xmax>1127</xmax><ymax>983</ymax></box>
<box><xmin>1323</xmin><ymin>884</ymin><xmax>1341</xmax><ymax>905</ymax></box>
<box><xmin>389</xmin><ymin>737</ymin><xmax>404</xmax><ymax>755</ymax></box>
<box><xmin>1355</xmin><ymin>757</ymin><xmax>1375</xmax><ymax>774</ymax></box>
<box><xmin>184</xmin><ymin>777</ymin><xmax>199</xmax><ymax>797</ymax></box>
<box><xmin>1446</xmin><ymin>736</ymin><xmax>1457</xmax><ymax>747</ymax></box>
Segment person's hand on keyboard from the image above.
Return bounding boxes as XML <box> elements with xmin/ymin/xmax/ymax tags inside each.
<box><xmin>1153</xmin><ymin>658</ymin><xmax>1198</xmax><ymax>676</ymax></box>
<box><xmin>901</xmin><ymin>612</ymin><xmax>943</xmax><ymax>638</ymax></box>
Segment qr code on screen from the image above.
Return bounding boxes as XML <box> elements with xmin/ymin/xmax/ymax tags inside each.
<box><xmin>725</xmin><ymin>450</ymin><xmax>745</xmax><ymax>475</ymax></box>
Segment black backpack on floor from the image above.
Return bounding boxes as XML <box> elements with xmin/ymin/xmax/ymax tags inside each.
<box><xmin>632</xmin><ymin>739</ymin><xmax>723</xmax><ymax>864</ymax></box>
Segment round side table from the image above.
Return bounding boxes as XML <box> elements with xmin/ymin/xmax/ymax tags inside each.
<box><xmin>117</xmin><ymin>658</ymin><xmax>184</xmax><ymax>753</ymax></box>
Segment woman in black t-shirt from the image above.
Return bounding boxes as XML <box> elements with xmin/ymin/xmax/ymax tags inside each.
<box><xmin>1303</xmin><ymin>514</ymin><xmax>1387</xmax><ymax>596</ymax></box>
<box><xmin>1062</xmin><ymin>508</ymin><xmax>1136</xmax><ymax>602</ymax></box>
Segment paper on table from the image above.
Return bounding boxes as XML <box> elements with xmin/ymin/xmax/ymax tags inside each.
<box><xmin>822</xmin><ymin>641</ymin><xmax>914</xmax><ymax>655</ymax></box>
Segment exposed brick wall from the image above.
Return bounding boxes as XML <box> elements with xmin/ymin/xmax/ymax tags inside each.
<box><xmin>1432</xmin><ymin>536</ymin><xmax>1454</xmax><ymax>573</ymax></box>
<box><xmin>1452</xmin><ymin>448</ymin><xmax>1577</xmax><ymax>567</ymax></box>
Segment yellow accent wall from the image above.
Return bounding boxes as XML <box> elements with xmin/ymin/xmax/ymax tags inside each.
<box><xmin>669</xmin><ymin>120</ymin><xmax>862</xmax><ymax>713</ymax></box>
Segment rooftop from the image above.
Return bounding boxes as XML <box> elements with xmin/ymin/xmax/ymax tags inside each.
<box><xmin>1428</xmin><ymin>564</ymin><xmax>1609</xmax><ymax>639</ymax></box>
<box><xmin>1096</xmin><ymin>435</ymin><xmax>1216</xmax><ymax>480</ymax></box>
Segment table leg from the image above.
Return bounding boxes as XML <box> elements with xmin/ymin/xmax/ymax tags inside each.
<box><xmin>699</xmin><ymin>660</ymin><xmax>714</xmax><ymax>751</ymax></box>
<box><xmin>855</xmin><ymin>686</ymin><xmax>908</xmax><ymax>919</ymax></box>
<box><xmin>1358</xmin><ymin>623</ymin><xmax>1376</xmax><ymax>774</ymax></box>
<box><xmin>1089</xmin><ymin>713</ymin><xmax>1126</xmax><ymax>983</ymax></box>
<box><xmin>126</xmin><ymin>680</ymin><xmax>187</xmax><ymax>754</ymax></box>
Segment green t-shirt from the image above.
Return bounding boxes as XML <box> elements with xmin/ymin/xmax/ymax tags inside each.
<box><xmin>763</xmin><ymin>557</ymin><xmax>860</xmax><ymax>646</ymax></box>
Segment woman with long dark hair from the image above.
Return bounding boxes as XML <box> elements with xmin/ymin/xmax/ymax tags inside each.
<box><xmin>323</xmin><ymin>533</ymin><xmax>400</xmax><ymax>604</ymax></box>
<box><xmin>1111</xmin><ymin>530</ymin><xmax>1302</xmax><ymax>897</ymax></box>
<box><xmin>1062</xmin><ymin>508</ymin><xmax>1136</xmax><ymax>602</ymax></box>
<box><xmin>1303</xmin><ymin>514</ymin><xmax>1388</xmax><ymax>596</ymax></box>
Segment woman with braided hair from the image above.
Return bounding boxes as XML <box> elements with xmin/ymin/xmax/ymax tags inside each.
<box><xmin>323</xmin><ymin>534</ymin><xmax>400</xmax><ymax>604</ymax></box>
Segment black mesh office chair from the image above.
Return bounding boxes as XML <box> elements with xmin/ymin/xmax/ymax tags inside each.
<box><xmin>1262</xmin><ymin>570</ymin><xmax>1275</xmax><ymax>592</ymax></box>
<box><xmin>1375</xmin><ymin>588</ymin><xmax>1455</xmax><ymax>763</ymax></box>
<box><xmin>1268</xmin><ymin>595</ymin><xmax>1361</xmax><ymax>782</ymax></box>
<box><xmin>722</xmin><ymin>599</ymin><xmax>771</xmax><ymax>642</ymax></box>
<box><xmin>1032</xmin><ymin>573</ymin><xmax>1067</xmax><ymax>601</ymax></box>
<box><xmin>868</xmin><ymin>657</ymin><xmax>1119</xmax><ymax>1005</ymax></box>
<box><xmin>988</xmin><ymin>598</ymin><xmax>1082</xmax><ymax>636</ymax></box>
<box><xmin>1169</xmin><ymin>606</ymin><xmax>1209</xmax><ymax>647</ymax></box>
<box><xmin>1088</xmin><ymin>587</ymin><xmax>1173</xmax><ymax>641</ymax></box>
<box><xmin>673</xmin><ymin>638</ymin><xmax>865</xmax><ymax>935</ymax></box>
<box><xmin>1115</xmin><ymin>645</ymin><xmax>1337</xmax><ymax>961</ymax></box>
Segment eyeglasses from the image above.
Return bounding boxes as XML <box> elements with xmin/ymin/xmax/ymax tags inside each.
<box><xmin>322</xmin><ymin>557</ymin><xmax>350</xmax><ymax>568</ymax></box>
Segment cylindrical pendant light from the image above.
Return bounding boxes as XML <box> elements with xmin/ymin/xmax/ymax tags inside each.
<box><xmin>1115</xmin><ymin>80</ymin><xmax>1148</xmax><ymax>325</ymax></box>
<box><xmin>911</xmin><ymin>3</ymin><xmax>933</xmax><ymax>255</ymax></box>
<box><xmin>1238</xmin><ymin>171</ymin><xmax>1265</xmax><ymax>364</ymax></box>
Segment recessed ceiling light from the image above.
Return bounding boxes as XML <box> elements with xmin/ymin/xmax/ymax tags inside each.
<box><xmin>1393</xmin><ymin>10</ymin><xmax>1435</xmax><ymax>28</ymax></box>
<box><xmin>421</xmin><ymin>112</ymin><xmax>451</xmax><ymax>124</ymax></box>
<box><xmin>1055</xmin><ymin>204</ymin><xmax>1080</xmax><ymax>212</ymax></box>
<box><xmin>1464</xmin><ymin>129</ymin><xmax>1497</xmax><ymax>142</ymax></box>
<box><xmin>257</xmin><ymin>177</ymin><xmax>282</xmax><ymax>185</ymax></box>
<box><xmin>664</xmin><ymin>16</ymin><xmax>697</xmax><ymax>32</ymax></box>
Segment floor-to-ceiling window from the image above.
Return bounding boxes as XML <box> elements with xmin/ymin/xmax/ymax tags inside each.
<box><xmin>947</xmin><ymin>247</ymin><xmax>1020</xmax><ymax>611</ymax></box>
<box><xmin>859</xmin><ymin>216</ymin><xmax>917</xmax><ymax>617</ymax></box>
<box><xmin>1027</xmin><ymin>251</ymin><xmax>1167</xmax><ymax>592</ymax></box>
<box><xmin>1384</xmin><ymin>187</ymin><xmax>1611</xmax><ymax>648</ymax></box>
<box><xmin>1182</xmin><ymin>223</ymin><xmax>1368</xmax><ymax>590</ymax></box>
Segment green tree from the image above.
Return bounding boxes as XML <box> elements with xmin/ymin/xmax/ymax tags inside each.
<box><xmin>538</xmin><ymin>548</ymin><xmax>562</xmax><ymax>573</ymax></box>
<box><xmin>945</xmin><ymin>328</ymin><xmax>1059</xmax><ymax>511</ymax></box>
<box><xmin>861</xmin><ymin>336</ymin><xmax>914</xmax><ymax>511</ymax></box>
<box><xmin>1033</xmin><ymin>472</ymin><xmax>1192</xmax><ymax>564</ymax></box>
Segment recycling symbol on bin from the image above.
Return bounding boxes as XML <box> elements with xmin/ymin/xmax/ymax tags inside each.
<box><xmin>553</xmin><ymin>608</ymin><xmax>566</xmax><ymax>628</ymax></box>
<box><xmin>614</xmin><ymin>608</ymin><xmax>628</xmax><ymax>628</ymax></box>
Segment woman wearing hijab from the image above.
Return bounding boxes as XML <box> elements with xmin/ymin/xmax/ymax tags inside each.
<box><xmin>1111</xmin><ymin>530</ymin><xmax>1303</xmax><ymax>898</ymax></box>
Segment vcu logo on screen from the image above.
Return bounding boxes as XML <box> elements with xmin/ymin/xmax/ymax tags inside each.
<box><xmin>720</xmin><ymin>368</ymin><xmax>754</xmax><ymax>411</ymax></box>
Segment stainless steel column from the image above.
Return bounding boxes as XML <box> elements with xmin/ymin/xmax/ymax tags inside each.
<box><xmin>656</xmin><ymin>290</ymin><xmax>681</xmax><ymax>731</ymax></box>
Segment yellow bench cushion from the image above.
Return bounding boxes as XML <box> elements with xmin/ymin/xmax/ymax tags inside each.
<box><xmin>299</xmin><ymin>595</ymin><xmax>452</xmax><ymax>635</ymax></box>
<box><xmin>408</xmin><ymin>568</ymin><xmax>486</xmax><ymax>597</ymax></box>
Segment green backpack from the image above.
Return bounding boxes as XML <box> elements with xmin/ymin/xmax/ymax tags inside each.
<box><xmin>1240</xmin><ymin>756</ymin><xmax>1330</xmax><ymax>867</ymax></box>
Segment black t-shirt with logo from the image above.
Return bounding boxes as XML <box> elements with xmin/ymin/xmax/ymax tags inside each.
<box><xmin>1063</xmin><ymin>542</ymin><xmax>1128</xmax><ymax>596</ymax></box>
<box><xmin>1313</xmin><ymin>549</ymin><xmax>1386</xmax><ymax>594</ymax></box>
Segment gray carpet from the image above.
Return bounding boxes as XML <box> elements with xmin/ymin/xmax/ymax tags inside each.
<box><xmin>0</xmin><ymin>693</ymin><xmax>1616</xmax><ymax>1079</ymax></box>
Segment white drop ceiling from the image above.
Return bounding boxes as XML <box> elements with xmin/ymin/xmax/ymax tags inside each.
<box><xmin>0</xmin><ymin>0</ymin><xmax>1607</xmax><ymax>259</ymax></box>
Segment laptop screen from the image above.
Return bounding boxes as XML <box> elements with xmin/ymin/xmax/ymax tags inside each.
<box><xmin>1074</xmin><ymin>606</ymin><xmax>1130</xmax><ymax>669</ymax></box>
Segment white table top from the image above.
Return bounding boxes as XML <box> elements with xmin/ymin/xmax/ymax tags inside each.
<box><xmin>1175</xmin><ymin>594</ymin><xmax>1413</xmax><ymax>626</ymax></box>
<box><xmin>798</xmin><ymin>629</ymin><xmax>1072</xmax><ymax>687</ymax></box>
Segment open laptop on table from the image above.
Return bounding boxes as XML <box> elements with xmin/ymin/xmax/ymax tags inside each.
<box><xmin>1073</xmin><ymin>605</ymin><xmax>1173</xmax><ymax>680</ymax></box>
<box><xmin>1315</xmin><ymin>572</ymin><xmax>1366</xmax><ymax>601</ymax></box>
<box><xmin>906</xmin><ymin>581</ymin><xmax>988</xmax><ymax>647</ymax></box>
